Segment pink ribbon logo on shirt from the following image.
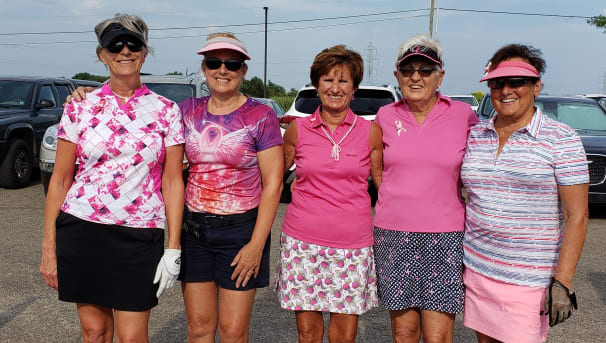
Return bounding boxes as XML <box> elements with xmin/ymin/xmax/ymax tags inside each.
<box><xmin>395</xmin><ymin>120</ymin><xmax>405</xmax><ymax>136</ymax></box>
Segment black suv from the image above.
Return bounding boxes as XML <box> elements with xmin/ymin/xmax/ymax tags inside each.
<box><xmin>0</xmin><ymin>76</ymin><xmax>78</xmax><ymax>188</ymax></box>
<box><xmin>477</xmin><ymin>94</ymin><xmax>606</xmax><ymax>203</ymax></box>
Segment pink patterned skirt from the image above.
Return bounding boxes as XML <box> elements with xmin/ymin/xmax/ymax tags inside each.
<box><xmin>274</xmin><ymin>233</ymin><xmax>378</xmax><ymax>315</ymax></box>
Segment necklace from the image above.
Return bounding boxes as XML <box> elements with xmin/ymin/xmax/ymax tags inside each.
<box><xmin>111</xmin><ymin>90</ymin><xmax>131</xmax><ymax>100</ymax></box>
<box><xmin>108</xmin><ymin>82</ymin><xmax>137</xmax><ymax>100</ymax></box>
<box><xmin>320</xmin><ymin>115</ymin><xmax>357</xmax><ymax>161</ymax></box>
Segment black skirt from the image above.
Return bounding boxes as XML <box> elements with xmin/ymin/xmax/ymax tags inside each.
<box><xmin>56</xmin><ymin>211</ymin><xmax>164</xmax><ymax>311</ymax></box>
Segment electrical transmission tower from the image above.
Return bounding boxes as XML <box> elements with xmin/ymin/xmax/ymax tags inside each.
<box><xmin>364</xmin><ymin>42</ymin><xmax>378</xmax><ymax>84</ymax></box>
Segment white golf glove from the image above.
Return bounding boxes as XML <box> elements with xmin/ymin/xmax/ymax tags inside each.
<box><xmin>153</xmin><ymin>249</ymin><xmax>181</xmax><ymax>298</ymax></box>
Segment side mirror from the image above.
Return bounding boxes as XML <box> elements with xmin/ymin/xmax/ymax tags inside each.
<box><xmin>35</xmin><ymin>99</ymin><xmax>55</xmax><ymax>109</ymax></box>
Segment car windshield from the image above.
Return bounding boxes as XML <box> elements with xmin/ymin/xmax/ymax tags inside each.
<box><xmin>484</xmin><ymin>95</ymin><xmax>606</xmax><ymax>131</ymax></box>
<box><xmin>536</xmin><ymin>100</ymin><xmax>606</xmax><ymax>130</ymax></box>
<box><xmin>144</xmin><ymin>83</ymin><xmax>196</xmax><ymax>103</ymax></box>
<box><xmin>294</xmin><ymin>88</ymin><xmax>395</xmax><ymax>115</ymax></box>
<box><xmin>450</xmin><ymin>96</ymin><xmax>478</xmax><ymax>106</ymax></box>
<box><xmin>0</xmin><ymin>80</ymin><xmax>34</xmax><ymax>108</ymax></box>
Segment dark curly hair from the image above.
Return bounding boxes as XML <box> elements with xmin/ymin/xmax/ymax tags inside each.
<box><xmin>487</xmin><ymin>44</ymin><xmax>546</xmax><ymax>76</ymax></box>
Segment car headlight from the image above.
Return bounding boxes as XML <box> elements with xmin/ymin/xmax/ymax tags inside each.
<box><xmin>42</xmin><ymin>124</ymin><xmax>59</xmax><ymax>151</ymax></box>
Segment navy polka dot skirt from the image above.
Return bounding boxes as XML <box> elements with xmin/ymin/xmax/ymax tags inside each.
<box><xmin>373</xmin><ymin>227</ymin><xmax>464</xmax><ymax>313</ymax></box>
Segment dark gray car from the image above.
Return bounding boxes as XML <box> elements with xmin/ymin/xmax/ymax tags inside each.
<box><xmin>477</xmin><ymin>94</ymin><xmax>606</xmax><ymax>203</ymax></box>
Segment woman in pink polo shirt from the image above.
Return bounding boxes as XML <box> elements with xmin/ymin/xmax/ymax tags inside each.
<box><xmin>275</xmin><ymin>45</ymin><xmax>384</xmax><ymax>342</ymax></box>
<box><xmin>373</xmin><ymin>34</ymin><xmax>478</xmax><ymax>342</ymax></box>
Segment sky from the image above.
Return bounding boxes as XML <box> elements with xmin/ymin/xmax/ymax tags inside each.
<box><xmin>1</xmin><ymin>0</ymin><xmax>605</xmax><ymax>96</ymax></box>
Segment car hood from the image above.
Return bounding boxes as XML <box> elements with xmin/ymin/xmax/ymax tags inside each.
<box><xmin>0</xmin><ymin>108</ymin><xmax>29</xmax><ymax>119</ymax></box>
<box><xmin>579</xmin><ymin>133</ymin><xmax>606</xmax><ymax>152</ymax></box>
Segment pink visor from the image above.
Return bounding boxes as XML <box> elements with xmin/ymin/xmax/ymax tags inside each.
<box><xmin>480</xmin><ymin>60</ymin><xmax>539</xmax><ymax>81</ymax></box>
<box><xmin>197</xmin><ymin>37</ymin><xmax>250</xmax><ymax>60</ymax></box>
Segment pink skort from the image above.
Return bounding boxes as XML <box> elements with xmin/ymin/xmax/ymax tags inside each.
<box><xmin>463</xmin><ymin>268</ymin><xmax>549</xmax><ymax>343</ymax></box>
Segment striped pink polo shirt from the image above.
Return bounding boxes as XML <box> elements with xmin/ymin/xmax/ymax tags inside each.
<box><xmin>461</xmin><ymin>107</ymin><xmax>589</xmax><ymax>287</ymax></box>
<box><xmin>281</xmin><ymin>108</ymin><xmax>373</xmax><ymax>249</ymax></box>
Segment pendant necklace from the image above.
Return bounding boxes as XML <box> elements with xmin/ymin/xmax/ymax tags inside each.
<box><xmin>320</xmin><ymin>115</ymin><xmax>357</xmax><ymax>161</ymax></box>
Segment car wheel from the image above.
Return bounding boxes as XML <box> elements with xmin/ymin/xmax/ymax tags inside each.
<box><xmin>0</xmin><ymin>138</ymin><xmax>33</xmax><ymax>188</ymax></box>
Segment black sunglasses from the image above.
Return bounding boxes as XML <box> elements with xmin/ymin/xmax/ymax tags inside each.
<box><xmin>107</xmin><ymin>38</ymin><xmax>144</xmax><ymax>54</ymax></box>
<box><xmin>487</xmin><ymin>77</ymin><xmax>534</xmax><ymax>89</ymax></box>
<box><xmin>204</xmin><ymin>57</ymin><xmax>244</xmax><ymax>71</ymax></box>
<box><xmin>398</xmin><ymin>66</ymin><xmax>437</xmax><ymax>77</ymax></box>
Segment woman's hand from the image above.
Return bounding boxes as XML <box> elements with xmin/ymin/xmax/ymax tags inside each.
<box><xmin>40</xmin><ymin>241</ymin><xmax>58</xmax><ymax>290</ymax></box>
<box><xmin>230</xmin><ymin>242</ymin><xmax>264</xmax><ymax>288</ymax></box>
<box><xmin>63</xmin><ymin>86</ymin><xmax>94</xmax><ymax>106</ymax></box>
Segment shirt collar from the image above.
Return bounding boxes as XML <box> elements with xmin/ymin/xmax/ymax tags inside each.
<box><xmin>486</xmin><ymin>106</ymin><xmax>544</xmax><ymax>138</ymax></box>
<box><xmin>101</xmin><ymin>83</ymin><xmax>151</xmax><ymax>98</ymax></box>
<box><xmin>309</xmin><ymin>106</ymin><xmax>356</xmax><ymax>128</ymax></box>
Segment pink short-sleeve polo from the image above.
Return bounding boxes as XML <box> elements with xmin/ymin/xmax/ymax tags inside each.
<box><xmin>281</xmin><ymin>108</ymin><xmax>374</xmax><ymax>249</ymax></box>
<box><xmin>374</xmin><ymin>94</ymin><xmax>478</xmax><ymax>233</ymax></box>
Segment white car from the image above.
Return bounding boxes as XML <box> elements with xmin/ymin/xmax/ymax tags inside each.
<box><xmin>447</xmin><ymin>94</ymin><xmax>479</xmax><ymax>113</ymax></box>
<box><xmin>278</xmin><ymin>83</ymin><xmax>402</xmax><ymax>202</ymax></box>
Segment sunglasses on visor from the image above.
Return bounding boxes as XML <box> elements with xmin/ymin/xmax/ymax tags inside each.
<box><xmin>106</xmin><ymin>38</ymin><xmax>144</xmax><ymax>54</ymax></box>
<box><xmin>398</xmin><ymin>66</ymin><xmax>437</xmax><ymax>77</ymax></box>
<box><xmin>204</xmin><ymin>57</ymin><xmax>244</xmax><ymax>71</ymax></box>
<box><xmin>487</xmin><ymin>77</ymin><xmax>534</xmax><ymax>89</ymax></box>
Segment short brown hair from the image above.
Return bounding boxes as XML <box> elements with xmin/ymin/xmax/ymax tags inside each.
<box><xmin>309</xmin><ymin>45</ymin><xmax>364</xmax><ymax>89</ymax></box>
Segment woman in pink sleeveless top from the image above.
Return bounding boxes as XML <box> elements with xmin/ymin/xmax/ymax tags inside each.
<box><xmin>275</xmin><ymin>45</ymin><xmax>383</xmax><ymax>342</ymax></box>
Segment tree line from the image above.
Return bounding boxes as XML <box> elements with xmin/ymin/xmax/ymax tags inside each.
<box><xmin>71</xmin><ymin>72</ymin><xmax>297</xmax><ymax>98</ymax></box>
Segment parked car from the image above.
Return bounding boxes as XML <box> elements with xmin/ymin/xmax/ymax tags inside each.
<box><xmin>0</xmin><ymin>76</ymin><xmax>83</xmax><ymax>188</ymax></box>
<box><xmin>38</xmin><ymin>79</ymin><xmax>102</xmax><ymax>191</ymax></box>
<box><xmin>141</xmin><ymin>73</ymin><xmax>209</xmax><ymax>103</ymax></box>
<box><xmin>478</xmin><ymin>94</ymin><xmax>606</xmax><ymax>204</ymax></box>
<box><xmin>277</xmin><ymin>83</ymin><xmax>402</xmax><ymax>202</ymax></box>
<box><xmin>39</xmin><ymin>74</ymin><xmax>209</xmax><ymax>194</ymax></box>
<box><xmin>578</xmin><ymin>93</ymin><xmax>606</xmax><ymax>111</ymax></box>
<box><xmin>447</xmin><ymin>94</ymin><xmax>479</xmax><ymax>112</ymax></box>
<box><xmin>254</xmin><ymin>97</ymin><xmax>285</xmax><ymax>118</ymax></box>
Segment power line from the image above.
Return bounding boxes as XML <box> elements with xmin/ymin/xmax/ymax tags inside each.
<box><xmin>0</xmin><ymin>14</ymin><xmax>427</xmax><ymax>46</ymax></box>
<box><xmin>2</xmin><ymin>7</ymin><xmax>259</xmax><ymax>20</ymax></box>
<box><xmin>0</xmin><ymin>7</ymin><xmax>595</xmax><ymax>46</ymax></box>
<box><xmin>439</xmin><ymin>8</ymin><xmax>592</xmax><ymax>19</ymax></box>
<box><xmin>0</xmin><ymin>9</ymin><xmax>427</xmax><ymax>36</ymax></box>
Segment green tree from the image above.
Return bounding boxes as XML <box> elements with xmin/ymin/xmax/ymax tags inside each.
<box><xmin>267</xmin><ymin>80</ymin><xmax>286</xmax><ymax>97</ymax></box>
<box><xmin>240</xmin><ymin>76</ymin><xmax>265</xmax><ymax>97</ymax></box>
<box><xmin>588</xmin><ymin>15</ymin><xmax>606</xmax><ymax>32</ymax></box>
<box><xmin>471</xmin><ymin>91</ymin><xmax>484</xmax><ymax>102</ymax></box>
<box><xmin>166</xmin><ymin>71</ymin><xmax>183</xmax><ymax>75</ymax></box>
<box><xmin>287</xmin><ymin>88</ymin><xmax>298</xmax><ymax>97</ymax></box>
<box><xmin>72</xmin><ymin>72</ymin><xmax>109</xmax><ymax>82</ymax></box>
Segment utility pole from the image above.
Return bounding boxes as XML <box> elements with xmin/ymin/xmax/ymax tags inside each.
<box><xmin>435</xmin><ymin>0</ymin><xmax>440</xmax><ymax>36</ymax></box>
<box><xmin>364</xmin><ymin>42</ymin><xmax>378</xmax><ymax>84</ymax></box>
<box><xmin>429</xmin><ymin>0</ymin><xmax>435</xmax><ymax>38</ymax></box>
<box><xmin>263</xmin><ymin>6</ymin><xmax>268</xmax><ymax>98</ymax></box>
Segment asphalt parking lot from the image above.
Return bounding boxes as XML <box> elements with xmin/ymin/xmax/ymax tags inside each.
<box><xmin>1</xmin><ymin>177</ymin><xmax>605</xmax><ymax>342</ymax></box>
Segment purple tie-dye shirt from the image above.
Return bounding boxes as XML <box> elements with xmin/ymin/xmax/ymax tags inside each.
<box><xmin>58</xmin><ymin>84</ymin><xmax>185</xmax><ymax>229</ymax></box>
<box><xmin>181</xmin><ymin>96</ymin><xmax>282</xmax><ymax>215</ymax></box>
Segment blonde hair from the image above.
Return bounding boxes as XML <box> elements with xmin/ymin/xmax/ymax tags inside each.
<box><xmin>207</xmin><ymin>32</ymin><xmax>239</xmax><ymax>41</ymax></box>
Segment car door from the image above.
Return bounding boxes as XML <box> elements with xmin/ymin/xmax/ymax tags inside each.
<box><xmin>31</xmin><ymin>82</ymin><xmax>65</xmax><ymax>149</ymax></box>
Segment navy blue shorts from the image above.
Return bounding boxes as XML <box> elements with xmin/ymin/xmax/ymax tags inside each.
<box><xmin>178</xmin><ymin>208</ymin><xmax>270</xmax><ymax>290</ymax></box>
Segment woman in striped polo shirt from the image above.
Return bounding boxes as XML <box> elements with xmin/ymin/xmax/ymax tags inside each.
<box><xmin>461</xmin><ymin>44</ymin><xmax>589</xmax><ymax>343</ymax></box>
